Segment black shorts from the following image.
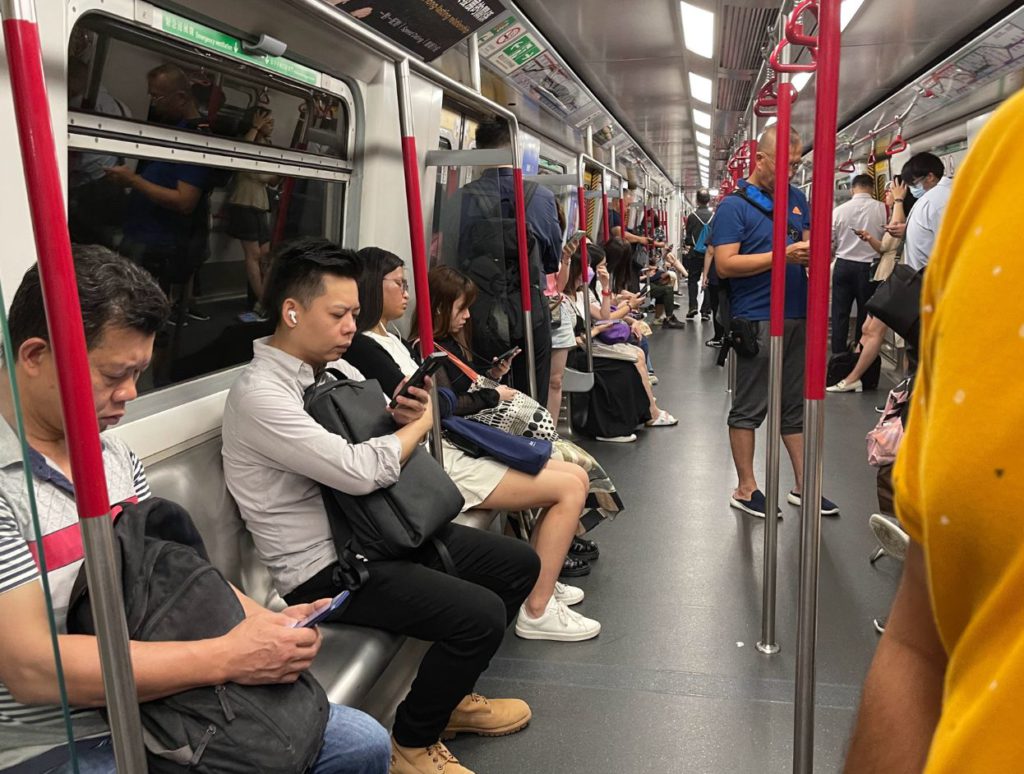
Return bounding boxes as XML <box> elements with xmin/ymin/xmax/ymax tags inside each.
<box><xmin>729</xmin><ymin>318</ymin><xmax>806</xmax><ymax>435</ymax></box>
<box><xmin>224</xmin><ymin>204</ymin><xmax>270</xmax><ymax>244</ymax></box>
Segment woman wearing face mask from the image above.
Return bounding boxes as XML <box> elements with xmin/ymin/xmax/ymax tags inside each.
<box><xmin>828</xmin><ymin>177</ymin><xmax>917</xmax><ymax>393</ymax></box>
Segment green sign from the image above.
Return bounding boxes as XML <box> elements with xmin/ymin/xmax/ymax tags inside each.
<box><xmin>158</xmin><ymin>10</ymin><xmax>319</xmax><ymax>86</ymax></box>
<box><xmin>502</xmin><ymin>35</ymin><xmax>542</xmax><ymax>67</ymax></box>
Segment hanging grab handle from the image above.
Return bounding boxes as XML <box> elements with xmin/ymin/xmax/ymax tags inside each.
<box><xmin>771</xmin><ymin>38</ymin><xmax>818</xmax><ymax>73</ymax></box>
<box><xmin>785</xmin><ymin>0</ymin><xmax>820</xmax><ymax>47</ymax></box>
<box><xmin>886</xmin><ymin>133</ymin><xmax>907</xmax><ymax>155</ymax></box>
<box><xmin>836</xmin><ymin>148</ymin><xmax>856</xmax><ymax>173</ymax></box>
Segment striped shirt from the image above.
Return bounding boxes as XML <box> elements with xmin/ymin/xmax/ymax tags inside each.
<box><xmin>0</xmin><ymin>420</ymin><xmax>150</xmax><ymax>769</ymax></box>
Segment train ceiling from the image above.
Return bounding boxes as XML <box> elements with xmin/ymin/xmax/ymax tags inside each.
<box><xmin>512</xmin><ymin>0</ymin><xmax>1022</xmax><ymax>190</ymax></box>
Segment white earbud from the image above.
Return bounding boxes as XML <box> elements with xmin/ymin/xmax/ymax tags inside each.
<box><xmin>288</xmin><ymin>310</ymin><xmax>298</xmax><ymax>325</ymax></box>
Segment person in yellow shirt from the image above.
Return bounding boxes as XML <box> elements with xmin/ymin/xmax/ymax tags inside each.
<box><xmin>844</xmin><ymin>89</ymin><xmax>1024</xmax><ymax>772</ymax></box>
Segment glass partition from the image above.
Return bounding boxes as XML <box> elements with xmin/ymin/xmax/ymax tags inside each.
<box><xmin>0</xmin><ymin>287</ymin><xmax>84</xmax><ymax>772</ymax></box>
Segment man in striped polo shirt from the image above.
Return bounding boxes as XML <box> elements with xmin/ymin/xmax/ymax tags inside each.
<box><xmin>0</xmin><ymin>247</ymin><xmax>389</xmax><ymax>773</ymax></box>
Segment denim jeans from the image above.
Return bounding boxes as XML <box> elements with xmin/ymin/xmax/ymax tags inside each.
<box><xmin>32</xmin><ymin>704</ymin><xmax>390</xmax><ymax>774</ymax></box>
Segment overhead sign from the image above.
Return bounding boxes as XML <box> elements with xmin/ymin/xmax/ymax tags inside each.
<box><xmin>322</xmin><ymin>0</ymin><xmax>504</xmax><ymax>61</ymax></box>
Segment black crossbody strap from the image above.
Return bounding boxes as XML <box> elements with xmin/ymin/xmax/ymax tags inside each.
<box><xmin>730</xmin><ymin>189</ymin><xmax>803</xmax><ymax>243</ymax></box>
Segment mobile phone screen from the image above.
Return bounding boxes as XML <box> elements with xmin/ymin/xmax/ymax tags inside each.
<box><xmin>389</xmin><ymin>352</ymin><xmax>447</xmax><ymax>408</ymax></box>
<box><xmin>291</xmin><ymin>590</ymin><xmax>350</xmax><ymax>628</ymax></box>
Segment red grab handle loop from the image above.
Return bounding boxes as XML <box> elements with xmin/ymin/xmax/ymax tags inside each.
<box><xmin>837</xmin><ymin>157</ymin><xmax>856</xmax><ymax>173</ymax></box>
<box><xmin>886</xmin><ymin>134</ymin><xmax>907</xmax><ymax>155</ymax></box>
<box><xmin>785</xmin><ymin>0</ymin><xmax>820</xmax><ymax>48</ymax></box>
<box><xmin>771</xmin><ymin>37</ymin><xmax>818</xmax><ymax>73</ymax></box>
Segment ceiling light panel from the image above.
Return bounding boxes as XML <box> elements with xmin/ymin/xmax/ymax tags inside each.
<box><xmin>689</xmin><ymin>72</ymin><xmax>713</xmax><ymax>104</ymax></box>
<box><xmin>841</xmin><ymin>0</ymin><xmax>865</xmax><ymax>31</ymax></box>
<box><xmin>793</xmin><ymin>73</ymin><xmax>812</xmax><ymax>92</ymax></box>
<box><xmin>697</xmin><ymin>147</ymin><xmax>710</xmax><ymax>158</ymax></box>
<box><xmin>695</xmin><ymin>130</ymin><xmax>711</xmax><ymax>146</ymax></box>
<box><xmin>680</xmin><ymin>2</ymin><xmax>715</xmax><ymax>59</ymax></box>
<box><xmin>693</xmin><ymin>109</ymin><xmax>712</xmax><ymax>129</ymax></box>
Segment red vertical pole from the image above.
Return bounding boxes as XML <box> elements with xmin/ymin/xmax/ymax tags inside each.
<box><xmin>3</xmin><ymin>18</ymin><xmax>109</xmax><ymax>518</ymax></box>
<box><xmin>401</xmin><ymin>134</ymin><xmax>433</xmax><ymax>357</ymax></box>
<box><xmin>794</xmin><ymin>1</ymin><xmax>841</xmax><ymax>772</ymax></box>
<box><xmin>618</xmin><ymin>195</ymin><xmax>627</xmax><ymax>240</ymax></box>
<box><xmin>577</xmin><ymin>186</ymin><xmax>590</xmax><ymax>284</ymax></box>
<box><xmin>512</xmin><ymin>169</ymin><xmax>533</xmax><ymax>314</ymax></box>
<box><xmin>2</xmin><ymin>6</ymin><xmax>147</xmax><ymax>769</ymax></box>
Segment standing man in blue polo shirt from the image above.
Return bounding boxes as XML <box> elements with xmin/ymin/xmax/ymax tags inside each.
<box><xmin>711</xmin><ymin>126</ymin><xmax>839</xmax><ymax>518</ymax></box>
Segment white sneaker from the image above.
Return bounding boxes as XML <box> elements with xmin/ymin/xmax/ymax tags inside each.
<box><xmin>648</xmin><ymin>373</ymin><xmax>659</xmax><ymax>385</ymax></box>
<box><xmin>596</xmin><ymin>433</ymin><xmax>637</xmax><ymax>443</ymax></box>
<box><xmin>869</xmin><ymin>513</ymin><xmax>909</xmax><ymax>561</ymax></box>
<box><xmin>515</xmin><ymin>596</ymin><xmax>601</xmax><ymax>642</ymax></box>
<box><xmin>553</xmin><ymin>582</ymin><xmax>584</xmax><ymax>606</ymax></box>
<box><xmin>826</xmin><ymin>379</ymin><xmax>863</xmax><ymax>393</ymax></box>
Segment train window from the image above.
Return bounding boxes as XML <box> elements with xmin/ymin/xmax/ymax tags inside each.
<box><xmin>67</xmin><ymin>149</ymin><xmax>345</xmax><ymax>394</ymax></box>
<box><xmin>69</xmin><ymin>15</ymin><xmax>350</xmax><ymax>161</ymax></box>
<box><xmin>538</xmin><ymin>156</ymin><xmax>567</xmax><ymax>175</ymax></box>
<box><xmin>65</xmin><ymin>11</ymin><xmax>355</xmax><ymax>398</ymax></box>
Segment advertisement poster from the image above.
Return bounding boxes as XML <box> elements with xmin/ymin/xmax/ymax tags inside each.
<box><xmin>509</xmin><ymin>51</ymin><xmax>584</xmax><ymax>117</ymax></box>
<box><xmin>323</xmin><ymin>0</ymin><xmax>504</xmax><ymax>61</ymax></box>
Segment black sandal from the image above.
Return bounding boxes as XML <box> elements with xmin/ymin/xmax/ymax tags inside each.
<box><xmin>569</xmin><ymin>536</ymin><xmax>600</xmax><ymax>562</ymax></box>
<box><xmin>559</xmin><ymin>555</ymin><xmax>591</xmax><ymax>578</ymax></box>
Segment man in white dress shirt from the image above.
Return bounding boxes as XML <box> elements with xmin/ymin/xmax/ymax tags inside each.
<box><xmin>900</xmin><ymin>152</ymin><xmax>953</xmax><ymax>272</ymax></box>
<box><xmin>830</xmin><ymin>174</ymin><xmax>887</xmax><ymax>353</ymax></box>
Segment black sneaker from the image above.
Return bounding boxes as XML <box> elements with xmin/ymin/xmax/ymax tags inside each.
<box><xmin>874</xmin><ymin>404</ymin><xmax>886</xmax><ymax>414</ymax></box>
<box><xmin>187</xmin><ymin>309</ymin><xmax>211</xmax><ymax>322</ymax></box>
<box><xmin>559</xmin><ymin>555</ymin><xmax>591</xmax><ymax>578</ymax></box>
<box><xmin>663</xmin><ymin>316</ymin><xmax>686</xmax><ymax>329</ymax></box>
<box><xmin>569</xmin><ymin>536</ymin><xmax>600</xmax><ymax>562</ymax></box>
<box><xmin>701</xmin><ymin>313</ymin><xmax>711</xmax><ymax>321</ymax></box>
<box><xmin>705</xmin><ymin>338</ymin><xmax>723</xmax><ymax>348</ymax></box>
<box><xmin>685</xmin><ymin>309</ymin><xmax>698</xmax><ymax>319</ymax></box>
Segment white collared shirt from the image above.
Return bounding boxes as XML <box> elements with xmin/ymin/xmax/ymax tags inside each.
<box><xmin>832</xmin><ymin>193</ymin><xmax>888</xmax><ymax>263</ymax></box>
<box><xmin>222</xmin><ymin>337</ymin><xmax>402</xmax><ymax>596</ymax></box>
<box><xmin>904</xmin><ymin>177</ymin><xmax>953</xmax><ymax>271</ymax></box>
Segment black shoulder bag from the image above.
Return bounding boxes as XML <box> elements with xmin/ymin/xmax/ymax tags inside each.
<box><xmin>303</xmin><ymin>370</ymin><xmax>465</xmax><ymax>578</ymax></box>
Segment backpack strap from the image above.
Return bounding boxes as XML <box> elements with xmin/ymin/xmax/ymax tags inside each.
<box><xmin>729</xmin><ymin>188</ymin><xmax>803</xmax><ymax>243</ymax></box>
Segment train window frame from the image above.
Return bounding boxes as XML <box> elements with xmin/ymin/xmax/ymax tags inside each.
<box><xmin>65</xmin><ymin>5</ymin><xmax>361</xmax><ymax>424</ymax></box>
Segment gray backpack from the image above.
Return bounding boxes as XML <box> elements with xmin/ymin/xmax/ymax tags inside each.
<box><xmin>67</xmin><ymin>497</ymin><xmax>329</xmax><ymax>772</ymax></box>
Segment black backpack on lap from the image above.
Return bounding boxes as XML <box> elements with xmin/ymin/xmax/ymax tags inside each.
<box><xmin>67</xmin><ymin>498</ymin><xmax>329</xmax><ymax>773</ymax></box>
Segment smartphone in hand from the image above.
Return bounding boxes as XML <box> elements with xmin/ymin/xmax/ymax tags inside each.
<box><xmin>493</xmin><ymin>346</ymin><xmax>522</xmax><ymax>363</ymax></box>
<box><xmin>389</xmin><ymin>351</ymin><xmax>448</xmax><ymax>409</ymax></box>
<box><xmin>291</xmin><ymin>591</ymin><xmax>350</xmax><ymax>628</ymax></box>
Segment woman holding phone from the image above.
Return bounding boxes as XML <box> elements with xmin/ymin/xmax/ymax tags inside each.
<box><xmin>344</xmin><ymin>248</ymin><xmax>604</xmax><ymax>641</ymax></box>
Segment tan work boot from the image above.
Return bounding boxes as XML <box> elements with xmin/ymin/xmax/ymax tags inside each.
<box><xmin>390</xmin><ymin>739</ymin><xmax>474</xmax><ymax>774</ymax></box>
<box><xmin>442</xmin><ymin>693</ymin><xmax>532</xmax><ymax>740</ymax></box>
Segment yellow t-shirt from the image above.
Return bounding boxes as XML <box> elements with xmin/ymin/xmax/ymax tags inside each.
<box><xmin>894</xmin><ymin>89</ymin><xmax>1024</xmax><ymax>772</ymax></box>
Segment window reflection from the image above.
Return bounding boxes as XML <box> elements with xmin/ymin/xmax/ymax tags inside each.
<box><xmin>68</xmin><ymin>151</ymin><xmax>344</xmax><ymax>392</ymax></box>
<box><xmin>69</xmin><ymin>16</ymin><xmax>349</xmax><ymax>160</ymax></box>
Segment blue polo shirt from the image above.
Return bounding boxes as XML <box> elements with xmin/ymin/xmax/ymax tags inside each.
<box><xmin>710</xmin><ymin>180</ymin><xmax>811</xmax><ymax>321</ymax></box>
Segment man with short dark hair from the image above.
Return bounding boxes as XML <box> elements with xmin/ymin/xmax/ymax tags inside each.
<box><xmin>900</xmin><ymin>152</ymin><xmax>951</xmax><ymax>271</ymax></box>
<box><xmin>829</xmin><ymin>173</ymin><xmax>887</xmax><ymax>357</ymax></box>
<box><xmin>0</xmin><ymin>245</ymin><xmax>390</xmax><ymax>773</ymax></box>
<box><xmin>711</xmin><ymin>126</ymin><xmax>839</xmax><ymax>519</ymax></box>
<box><xmin>684</xmin><ymin>188</ymin><xmax>714</xmax><ymax>319</ymax></box>
<box><xmin>222</xmin><ymin>237</ymin><xmax>540</xmax><ymax>774</ymax></box>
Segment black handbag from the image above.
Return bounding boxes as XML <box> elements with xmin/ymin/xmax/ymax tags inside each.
<box><xmin>303</xmin><ymin>370</ymin><xmax>464</xmax><ymax>577</ymax></box>
<box><xmin>728</xmin><ymin>318</ymin><xmax>761</xmax><ymax>358</ymax></box>
<box><xmin>865</xmin><ymin>264</ymin><xmax>924</xmax><ymax>340</ymax></box>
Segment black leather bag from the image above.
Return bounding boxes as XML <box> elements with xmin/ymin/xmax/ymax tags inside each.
<box><xmin>865</xmin><ymin>264</ymin><xmax>924</xmax><ymax>340</ymax></box>
<box><xmin>728</xmin><ymin>318</ymin><xmax>761</xmax><ymax>358</ymax></box>
<box><xmin>303</xmin><ymin>371</ymin><xmax>464</xmax><ymax>571</ymax></box>
<box><xmin>828</xmin><ymin>347</ymin><xmax>882</xmax><ymax>390</ymax></box>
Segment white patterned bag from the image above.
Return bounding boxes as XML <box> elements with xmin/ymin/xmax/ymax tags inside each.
<box><xmin>436</xmin><ymin>345</ymin><xmax>559</xmax><ymax>441</ymax></box>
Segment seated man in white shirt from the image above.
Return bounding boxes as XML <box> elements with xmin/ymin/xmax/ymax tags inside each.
<box><xmin>221</xmin><ymin>238</ymin><xmax>542</xmax><ymax>774</ymax></box>
<box><xmin>0</xmin><ymin>246</ymin><xmax>389</xmax><ymax>774</ymax></box>
<box><xmin>830</xmin><ymin>174</ymin><xmax>887</xmax><ymax>353</ymax></box>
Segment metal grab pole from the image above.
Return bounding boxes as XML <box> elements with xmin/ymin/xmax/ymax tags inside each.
<box><xmin>794</xmin><ymin>1</ymin><xmax>841</xmax><ymax>771</ymax></box>
<box><xmin>395</xmin><ymin>59</ymin><xmax>444</xmax><ymax>463</ymax></box>
<box><xmin>1</xmin><ymin>3</ymin><xmax>147</xmax><ymax>770</ymax></box>
<box><xmin>511</xmin><ymin>164</ymin><xmax>539</xmax><ymax>400</ymax></box>
<box><xmin>468</xmin><ymin>33</ymin><xmax>481</xmax><ymax>93</ymax></box>
<box><xmin>577</xmin><ymin>185</ymin><xmax>594</xmax><ymax>372</ymax></box>
<box><xmin>757</xmin><ymin>79</ymin><xmax>795</xmax><ymax>658</ymax></box>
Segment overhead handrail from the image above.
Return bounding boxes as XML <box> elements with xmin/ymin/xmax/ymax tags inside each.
<box><xmin>1</xmin><ymin>1</ymin><xmax>147</xmax><ymax>769</ymax></box>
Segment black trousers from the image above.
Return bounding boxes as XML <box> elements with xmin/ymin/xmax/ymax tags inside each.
<box><xmin>707</xmin><ymin>284</ymin><xmax>724</xmax><ymax>339</ymax></box>
<box><xmin>285</xmin><ymin>523</ymin><xmax>540</xmax><ymax>748</ymax></box>
<box><xmin>512</xmin><ymin>304</ymin><xmax>552</xmax><ymax>408</ymax></box>
<box><xmin>831</xmin><ymin>258</ymin><xmax>874</xmax><ymax>353</ymax></box>
<box><xmin>684</xmin><ymin>253</ymin><xmax>703</xmax><ymax>313</ymax></box>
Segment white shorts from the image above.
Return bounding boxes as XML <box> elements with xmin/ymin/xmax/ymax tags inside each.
<box><xmin>441</xmin><ymin>439</ymin><xmax>508</xmax><ymax>510</ymax></box>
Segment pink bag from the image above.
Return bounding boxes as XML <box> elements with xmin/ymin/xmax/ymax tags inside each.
<box><xmin>865</xmin><ymin>379</ymin><xmax>911</xmax><ymax>467</ymax></box>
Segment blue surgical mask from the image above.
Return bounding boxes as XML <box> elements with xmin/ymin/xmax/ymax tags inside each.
<box><xmin>909</xmin><ymin>184</ymin><xmax>926</xmax><ymax>198</ymax></box>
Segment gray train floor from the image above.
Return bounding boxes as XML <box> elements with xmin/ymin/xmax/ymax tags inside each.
<box><xmin>446</xmin><ymin>321</ymin><xmax>902</xmax><ymax>774</ymax></box>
